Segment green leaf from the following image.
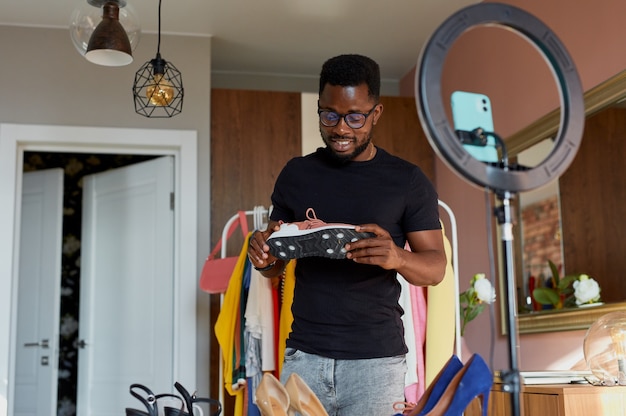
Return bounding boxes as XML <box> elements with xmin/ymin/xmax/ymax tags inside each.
<box><xmin>466</xmin><ymin>304</ymin><xmax>485</xmax><ymax>322</ymax></box>
<box><xmin>563</xmin><ymin>295</ymin><xmax>577</xmax><ymax>308</ymax></box>
<box><xmin>548</xmin><ymin>260</ymin><xmax>561</xmax><ymax>286</ymax></box>
<box><xmin>459</xmin><ymin>291</ymin><xmax>469</xmax><ymax>302</ymax></box>
<box><xmin>557</xmin><ymin>275</ymin><xmax>579</xmax><ymax>290</ymax></box>
<box><xmin>533</xmin><ymin>287</ymin><xmax>560</xmax><ymax>306</ymax></box>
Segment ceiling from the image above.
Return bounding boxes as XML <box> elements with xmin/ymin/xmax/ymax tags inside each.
<box><xmin>0</xmin><ymin>0</ymin><xmax>479</xmax><ymax>83</ymax></box>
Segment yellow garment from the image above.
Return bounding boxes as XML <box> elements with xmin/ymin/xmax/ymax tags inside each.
<box><xmin>214</xmin><ymin>235</ymin><xmax>296</xmax><ymax>414</ymax></box>
<box><xmin>425</xmin><ymin>226</ymin><xmax>456</xmax><ymax>385</ymax></box>
<box><xmin>214</xmin><ymin>232</ymin><xmax>251</xmax><ymax>414</ymax></box>
<box><xmin>277</xmin><ymin>260</ymin><xmax>296</xmax><ymax>375</ymax></box>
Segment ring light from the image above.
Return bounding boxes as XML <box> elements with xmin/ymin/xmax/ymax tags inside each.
<box><xmin>416</xmin><ymin>2</ymin><xmax>584</xmax><ymax>193</ymax></box>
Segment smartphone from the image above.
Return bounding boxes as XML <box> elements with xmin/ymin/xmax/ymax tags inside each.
<box><xmin>451</xmin><ymin>91</ymin><xmax>498</xmax><ymax>163</ymax></box>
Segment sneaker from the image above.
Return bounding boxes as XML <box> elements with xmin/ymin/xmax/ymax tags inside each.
<box><xmin>266</xmin><ymin>208</ymin><xmax>375</xmax><ymax>260</ymax></box>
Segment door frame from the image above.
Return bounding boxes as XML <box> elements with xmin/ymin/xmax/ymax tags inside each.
<box><xmin>0</xmin><ymin>123</ymin><xmax>198</xmax><ymax>416</ymax></box>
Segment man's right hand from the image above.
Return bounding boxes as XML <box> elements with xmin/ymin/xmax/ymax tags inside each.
<box><xmin>247</xmin><ymin>221</ymin><xmax>282</xmax><ymax>273</ymax></box>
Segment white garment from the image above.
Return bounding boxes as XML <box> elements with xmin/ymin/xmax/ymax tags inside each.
<box><xmin>244</xmin><ymin>268</ymin><xmax>276</xmax><ymax>372</ymax></box>
<box><xmin>398</xmin><ymin>274</ymin><xmax>418</xmax><ymax>388</ymax></box>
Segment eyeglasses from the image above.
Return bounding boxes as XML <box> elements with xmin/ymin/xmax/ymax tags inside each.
<box><xmin>317</xmin><ymin>103</ymin><xmax>378</xmax><ymax>129</ymax></box>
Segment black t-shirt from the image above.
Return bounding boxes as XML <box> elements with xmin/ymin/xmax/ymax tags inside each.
<box><xmin>270</xmin><ymin>146</ymin><xmax>441</xmax><ymax>359</ymax></box>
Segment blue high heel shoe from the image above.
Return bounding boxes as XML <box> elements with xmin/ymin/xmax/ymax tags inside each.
<box><xmin>420</xmin><ymin>354</ymin><xmax>493</xmax><ymax>416</ymax></box>
<box><xmin>392</xmin><ymin>355</ymin><xmax>463</xmax><ymax>416</ymax></box>
<box><xmin>416</xmin><ymin>355</ymin><xmax>464</xmax><ymax>415</ymax></box>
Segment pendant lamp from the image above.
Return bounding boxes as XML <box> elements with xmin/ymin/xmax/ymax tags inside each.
<box><xmin>132</xmin><ymin>0</ymin><xmax>184</xmax><ymax>118</ymax></box>
<box><xmin>69</xmin><ymin>0</ymin><xmax>140</xmax><ymax>66</ymax></box>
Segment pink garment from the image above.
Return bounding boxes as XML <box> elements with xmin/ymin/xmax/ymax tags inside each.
<box><xmin>405</xmin><ymin>284</ymin><xmax>427</xmax><ymax>404</ymax></box>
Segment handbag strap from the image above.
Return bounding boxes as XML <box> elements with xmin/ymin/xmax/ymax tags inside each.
<box><xmin>208</xmin><ymin>211</ymin><xmax>249</xmax><ymax>260</ymax></box>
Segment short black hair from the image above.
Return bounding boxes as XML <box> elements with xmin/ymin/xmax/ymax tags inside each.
<box><xmin>319</xmin><ymin>54</ymin><xmax>381</xmax><ymax>101</ymax></box>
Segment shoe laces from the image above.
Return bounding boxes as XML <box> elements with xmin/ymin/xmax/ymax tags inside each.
<box><xmin>301</xmin><ymin>208</ymin><xmax>327</xmax><ymax>229</ymax></box>
<box><xmin>277</xmin><ymin>208</ymin><xmax>328</xmax><ymax>230</ymax></box>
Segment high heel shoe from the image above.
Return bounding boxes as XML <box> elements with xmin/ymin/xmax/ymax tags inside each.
<box><xmin>284</xmin><ymin>373</ymin><xmax>328</xmax><ymax>416</ymax></box>
<box><xmin>171</xmin><ymin>381</ymin><xmax>222</xmax><ymax>416</ymax></box>
<box><xmin>126</xmin><ymin>384</ymin><xmax>159</xmax><ymax>416</ymax></box>
<box><xmin>256</xmin><ymin>373</ymin><xmax>290</xmax><ymax>416</ymax></box>
<box><xmin>420</xmin><ymin>354</ymin><xmax>493</xmax><ymax>416</ymax></box>
<box><xmin>403</xmin><ymin>355</ymin><xmax>464</xmax><ymax>415</ymax></box>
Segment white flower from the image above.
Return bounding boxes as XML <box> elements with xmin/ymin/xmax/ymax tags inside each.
<box><xmin>460</xmin><ymin>273</ymin><xmax>496</xmax><ymax>336</ymax></box>
<box><xmin>573</xmin><ymin>274</ymin><xmax>601</xmax><ymax>305</ymax></box>
<box><xmin>474</xmin><ymin>274</ymin><xmax>496</xmax><ymax>304</ymax></box>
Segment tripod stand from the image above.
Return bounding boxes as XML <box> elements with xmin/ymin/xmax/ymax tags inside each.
<box><xmin>494</xmin><ymin>190</ymin><xmax>522</xmax><ymax>416</ymax></box>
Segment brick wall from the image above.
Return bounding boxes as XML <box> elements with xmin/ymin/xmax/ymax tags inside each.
<box><xmin>521</xmin><ymin>195</ymin><xmax>563</xmax><ymax>276</ymax></box>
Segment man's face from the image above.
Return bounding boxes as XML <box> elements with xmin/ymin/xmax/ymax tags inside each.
<box><xmin>318</xmin><ymin>83</ymin><xmax>382</xmax><ymax>162</ymax></box>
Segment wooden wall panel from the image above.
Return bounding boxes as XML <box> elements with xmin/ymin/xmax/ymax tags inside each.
<box><xmin>210</xmin><ymin>89</ymin><xmax>302</xmax><ymax>253</ymax></box>
<box><xmin>377</xmin><ymin>96</ymin><xmax>435</xmax><ymax>181</ymax></box>
<box><xmin>209</xmin><ymin>89</ymin><xmax>301</xmax><ymax>408</ymax></box>
<box><xmin>560</xmin><ymin>107</ymin><xmax>626</xmax><ymax>303</ymax></box>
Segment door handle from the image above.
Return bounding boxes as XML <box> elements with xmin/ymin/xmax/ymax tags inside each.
<box><xmin>23</xmin><ymin>339</ymin><xmax>49</xmax><ymax>348</ymax></box>
<box><xmin>77</xmin><ymin>339</ymin><xmax>88</xmax><ymax>349</ymax></box>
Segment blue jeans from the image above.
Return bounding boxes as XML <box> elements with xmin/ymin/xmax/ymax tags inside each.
<box><xmin>280</xmin><ymin>348</ymin><xmax>407</xmax><ymax>416</ymax></box>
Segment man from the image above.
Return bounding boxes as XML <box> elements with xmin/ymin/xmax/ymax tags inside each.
<box><xmin>247</xmin><ymin>54</ymin><xmax>446</xmax><ymax>415</ymax></box>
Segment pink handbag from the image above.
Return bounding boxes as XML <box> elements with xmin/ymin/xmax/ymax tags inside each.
<box><xmin>199</xmin><ymin>211</ymin><xmax>249</xmax><ymax>294</ymax></box>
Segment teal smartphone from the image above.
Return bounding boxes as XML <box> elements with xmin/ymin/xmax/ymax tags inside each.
<box><xmin>451</xmin><ymin>91</ymin><xmax>498</xmax><ymax>163</ymax></box>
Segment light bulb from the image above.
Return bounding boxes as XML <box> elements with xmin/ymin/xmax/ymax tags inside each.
<box><xmin>584</xmin><ymin>311</ymin><xmax>626</xmax><ymax>386</ymax></box>
<box><xmin>610</xmin><ymin>327</ymin><xmax>626</xmax><ymax>385</ymax></box>
<box><xmin>146</xmin><ymin>74</ymin><xmax>175</xmax><ymax>106</ymax></box>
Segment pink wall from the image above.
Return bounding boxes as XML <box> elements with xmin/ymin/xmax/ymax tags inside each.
<box><xmin>402</xmin><ymin>0</ymin><xmax>626</xmax><ymax>371</ymax></box>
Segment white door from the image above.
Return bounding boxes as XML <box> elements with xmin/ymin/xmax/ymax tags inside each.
<box><xmin>14</xmin><ymin>169</ymin><xmax>64</xmax><ymax>416</ymax></box>
<box><xmin>76</xmin><ymin>156</ymin><xmax>175</xmax><ymax>415</ymax></box>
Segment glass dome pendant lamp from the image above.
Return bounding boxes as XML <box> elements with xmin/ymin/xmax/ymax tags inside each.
<box><xmin>584</xmin><ymin>311</ymin><xmax>626</xmax><ymax>386</ymax></box>
<box><xmin>69</xmin><ymin>0</ymin><xmax>140</xmax><ymax>66</ymax></box>
<box><xmin>132</xmin><ymin>0</ymin><xmax>184</xmax><ymax>118</ymax></box>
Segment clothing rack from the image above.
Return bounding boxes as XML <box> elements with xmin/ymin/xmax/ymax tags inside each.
<box><xmin>220</xmin><ymin>206</ymin><xmax>270</xmax><ymax>259</ymax></box>
<box><xmin>437</xmin><ymin>199</ymin><xmax>461</xmax><ymax>359</ymax></box>
<box><xmin>217</xmin><ymin>205</ymin><xmax>269</xmax><ymax>409</ymax></box>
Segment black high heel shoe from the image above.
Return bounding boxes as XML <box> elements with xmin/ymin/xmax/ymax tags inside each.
<box><xmin>126</xmin><ymin>384</ymin><xmax>160</xmax><ymax>416</ymax></box>
<box><xmin>169</xmin><ymin>381</ymin><xmax>222</xmax><ymax>416</ymax></box>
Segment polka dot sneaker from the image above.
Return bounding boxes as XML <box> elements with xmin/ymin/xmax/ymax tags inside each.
<box><xmin>266</xmin><ymin>208</ymin><xmax>375</xmax><ymax>260</ymax></box>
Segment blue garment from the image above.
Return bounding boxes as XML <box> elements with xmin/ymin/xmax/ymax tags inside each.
<box><xmin>246</xmin><ymin>376</ymin><xmax>261</xmax><ymax>416</ymax></box>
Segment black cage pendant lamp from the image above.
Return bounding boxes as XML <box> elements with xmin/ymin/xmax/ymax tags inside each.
<box><xmin>69</xmin><ymin>0</ymin><xmax>138</xmax><ymax>66</ymax></box>
<box><xmin>132</xmin><ymin>0</ymin><xmax>184</xmax><ymax>118</ymax></box>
